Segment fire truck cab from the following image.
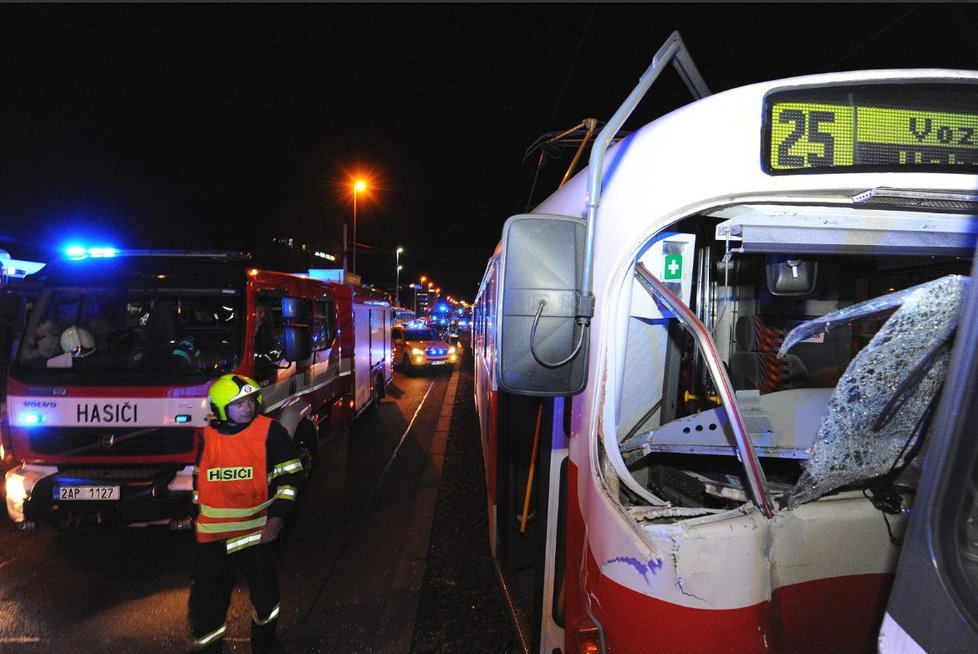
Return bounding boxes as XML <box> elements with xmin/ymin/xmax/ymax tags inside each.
<box><xmin>0</xmin><ymin>250</ymin><xmax>391</xmax><ymax>529</ymax></box>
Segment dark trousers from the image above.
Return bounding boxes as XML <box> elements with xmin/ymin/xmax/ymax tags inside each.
<box><xmin>188</xmin><ymin>539</ymin><xmax>281</xmax><ymax>647</ymax></box>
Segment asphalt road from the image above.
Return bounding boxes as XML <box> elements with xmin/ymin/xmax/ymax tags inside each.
<box><xmin>0</xmin><ymin>364</ymin><xmax>514</xmax><ymax>653</ymax></box>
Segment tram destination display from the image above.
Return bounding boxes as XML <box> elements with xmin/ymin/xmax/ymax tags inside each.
<box><xmin>764</xmin><ymin>82</ymin><xmax>978</xmax><ymax>174</ymax></box>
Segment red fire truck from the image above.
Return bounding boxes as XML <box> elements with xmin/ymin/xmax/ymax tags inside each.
<box><xmin>0</xmin><ymin>249</ymin><xmax>391</xmax><ymax>529</ymax></box>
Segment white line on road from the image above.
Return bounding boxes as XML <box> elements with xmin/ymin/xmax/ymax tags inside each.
<box><xmin>377</xmin><ymin>379</ymin><xmax>435</xmax><ymax>486</ymax></box>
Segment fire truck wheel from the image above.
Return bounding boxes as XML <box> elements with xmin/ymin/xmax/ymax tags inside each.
<box><xmin>294</xmin><ymin>418</ymin><xmax>319</xmax><ymax>473</ymax></box>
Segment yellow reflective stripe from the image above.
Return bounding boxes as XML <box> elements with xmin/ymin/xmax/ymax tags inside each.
<box><xmin>199</xmin><ymin>498</ymin><xmax>274</xmax><ymax>518</ymax></box>
<box><xmin>199</xmin><ymin>486</ymin><xmax>296</xmax><ymax>518</ymax></box>
<box><xmin>226</xmin><ymin>531</ymin><xmax>263</xmax><ymax>554</ymax></box>
<box><xmin>192</xmin><ymin>624</ymin><xmax>226</xmax><ymax>647</ymax></box>
<box><xmin>253</xmin><ymin>603</ymin><xmax>280</xmax><ymax>625</ymax></box>
<box><xmin>269</xmin><ymin>458</ymin><xmax>303</xmax><ymax>481</ymax></box>
<box><xmin>275</xmin><ymin>486</ymin><xmax>297</xmax><ymax>501</ymax></box>
<box><xmin>196</xmin><ymin>516</ymin><xmax>267</xmax><ymax>534</ymax></box>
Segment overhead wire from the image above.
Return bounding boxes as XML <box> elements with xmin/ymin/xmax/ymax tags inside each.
<box><xmin>519</xmin><ymin>4</ymin><xmax>598</xmax><ymax>212</ymax></box>
<box><xmin>819</xmin><ymin>4</ymin><xmax>922</xmax><ymax>73</ymax></box>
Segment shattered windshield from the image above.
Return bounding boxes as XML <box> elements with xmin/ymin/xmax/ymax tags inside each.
<box><xmin>786</xmin><ymin>275</ymin><xmax>966</xmax><ymax>507</ymax></box>
<box><xmin>14</xmin><ymin>285</ymin><xmax>243</xmax><ymax>381</ymax></box>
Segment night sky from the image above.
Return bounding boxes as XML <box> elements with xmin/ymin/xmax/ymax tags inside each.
<box><xmin>2</xmin><ymin>3</ymin><xmax>976</xmax><ymax>301</ymax></box>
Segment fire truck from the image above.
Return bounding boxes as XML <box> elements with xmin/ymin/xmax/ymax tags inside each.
<box><xmin>474</xmin><ymin>33</ymin><xmax>978</xmax><ymax>654</ymax></box>
<box><xmin>0</xmin><ymin>249</ymin><xmax>391</xmax><ymax>529</ymax></box>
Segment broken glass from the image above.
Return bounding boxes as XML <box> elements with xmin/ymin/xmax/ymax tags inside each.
<box><xmin>783</xmin><ymin>275</ymin><xmax>968</xmax><ymax>508</ymax></box>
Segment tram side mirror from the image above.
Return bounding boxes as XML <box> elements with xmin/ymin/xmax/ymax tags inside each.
<box><xmin>497</xmin><ymin>214</ymin><xmax>589</xmax><ymax>396</ymax></box>
<box><xmin>282</xmin><ymin>296</ymin><xmax>312</xmax><ymax>363</ymax></box>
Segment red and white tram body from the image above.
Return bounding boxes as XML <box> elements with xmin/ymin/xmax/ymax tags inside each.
<box><xmin>475</xmin><ymin>46</ymin><xmax>978</xmax><ymax>654</ymax></box>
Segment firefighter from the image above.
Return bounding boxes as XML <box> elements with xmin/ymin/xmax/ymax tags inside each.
<box><xmin>188</xmin><ymin>374</ymin><xmax>304</xmax><ymax>653</ymax></box>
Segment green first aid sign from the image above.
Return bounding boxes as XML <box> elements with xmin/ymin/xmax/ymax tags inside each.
<box><xmin>664</xmin><ymin>254</ymin><xmax>683</xmax><ymax>280</ymax></box>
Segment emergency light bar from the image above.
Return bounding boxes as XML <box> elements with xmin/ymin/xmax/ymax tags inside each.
<box><xmin>66</xmin><ymin>246</ymin><xmax>118</xmax><ymax>259</ymax></box>
<box><xmin>63</xmin><ymin>247</ymin><xmax>247</xmax><ymax>261</ymax></box>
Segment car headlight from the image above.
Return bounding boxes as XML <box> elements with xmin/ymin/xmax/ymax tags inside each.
<box><xmin>411</xmin><ymin>348</ymin><xmax>424</xmax><ymax>356</ymax></box>
<box><xmin>5</xmin><ymin>470</ymin><xmax>27</xmax><ymax>505</ymax></box>
<box><xmin>448</xmin><ymin>346</ymin><xmax>457</xmax><ymax>354</ymax></box>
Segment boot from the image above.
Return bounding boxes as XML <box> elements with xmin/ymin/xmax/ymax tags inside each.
<box><xmin>251</xmin><ymin>619</ymin><xmax>289</xmax><ymax>654</ymax></box>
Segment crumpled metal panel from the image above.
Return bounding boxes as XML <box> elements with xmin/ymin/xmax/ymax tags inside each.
<box><xmin>785</xmin><ymin>275</ymin><xmax>967</xmax><ymax>508</ymax></box>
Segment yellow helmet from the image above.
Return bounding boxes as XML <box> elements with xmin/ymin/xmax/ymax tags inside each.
<box><xmin>208</xmin><ymin>374</ymin><xmax>263</xmax><ymax>422</ymax></box>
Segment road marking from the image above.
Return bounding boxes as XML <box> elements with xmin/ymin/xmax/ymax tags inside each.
<box><xmin>295</xmin><ymin>368</ymin><xmax>457</xmax><ymax>637</ymax></box>
<box><xmin>0</xmin><ymin>637</ymin><xmax>43</xmax><ymax>643</ymax></box>
<box><xmin>378</xmin><ymin>379</ymin><xmax>435</xmax><ymax>485</ymax></box>
<box><xmin>374</xmin><ymin>365</ymin><xmax>459</xmax><ymax>650</ymax></box>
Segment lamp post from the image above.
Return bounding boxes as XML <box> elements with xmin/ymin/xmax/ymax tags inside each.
<box><xmin>395</xmin><ymin>247</ymin><xmax>404</xmax><ymax>307</ymax></box>
<box><xmin>352</xmin><ymin>179</ymin><xmax>367</xmax><ymax>275</ymax></box>
<box><xmin>417</xmin><ymin>276</ymin><xmax>427</xmax><ymax>317</ymax></box>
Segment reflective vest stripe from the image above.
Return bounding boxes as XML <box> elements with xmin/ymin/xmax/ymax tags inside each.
<box><xmin>199</xmin><ymin>485</ymin><xmax>296</xmax><ymax>518</ymax></box>
<box><xmin>196</xmin><ymin>516</ymin><xmax>267</xmax><ymax>534</ymax></box>
<box><xmin>192</xmin><ymin>624</ymin><xmax>226</xmax><ymax>647</ymax></box>
<box><xmin>268</xmin><ymin>458</ymin><xmax>303</xmax><ymax>481</ymax></box>
<box><xmin>253</xmin><ymin>603</ymin><xmax>280</xmax><ymax>625</ymax></box>
<box><xmin>226</xmin><ymin>531</ymin><xmax>263</xmax><ymax>554</ymax></box>
<box><xmin>276</xmin><ymin>486</ymin><xmax>297</xmax><ymax>501</ymax></box>
<box><xmin>199</xmin><ymin>498</ymin><xmax>275</xmax><ymax>518</ymax></box>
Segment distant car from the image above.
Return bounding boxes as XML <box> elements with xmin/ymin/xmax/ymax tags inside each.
<box><xmin>392</xmin><ymin>326</ymin><xmax>457</xmax><ymax>372</ymax></box>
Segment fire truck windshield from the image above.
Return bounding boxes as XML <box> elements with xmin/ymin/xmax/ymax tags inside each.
<box><xmin>13</xmin><ymin>284</ymin><xmax>243</xmax><ymax>382</ymax></box>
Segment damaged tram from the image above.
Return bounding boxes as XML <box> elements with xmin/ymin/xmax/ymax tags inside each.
<box><xmin>473</xmin><ymin>33</ymin><xmax>978</xmax><ymax>654</ymax></box>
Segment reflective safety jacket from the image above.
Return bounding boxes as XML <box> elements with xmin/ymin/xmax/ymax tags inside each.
<box><xmin>194</xmin><ymin>415</ymin><xmax>303</xmax><ymax>553</ymax></box>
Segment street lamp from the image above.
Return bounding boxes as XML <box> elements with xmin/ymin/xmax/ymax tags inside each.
<box><xmin>352</xmin><ymin>179</ymin><xmax>367</xmax><ymax>275</ymax></box>
<box><xmin>409</xmin><ymin>283</ymin><xmax>420</xmax><ymax>315</ymax></box>
<box><xmin>395</xmin><ymin>247</ymin><xmax>404</xmax><ymax>307</ymax></box>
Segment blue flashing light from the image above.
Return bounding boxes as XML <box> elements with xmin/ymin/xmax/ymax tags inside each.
<box><xmin>175</xmin><ymin>414</ymin><xmax>191</xmax><ymax>424</ymax></box>
<box><xmin>437</xmin><ymin>303</ymin><xmax>449</xmax><ymax>313</ymax></box>
<box><xmin>20</xmin><ymin>413</ymin><xmax>43</xmax><ymax>427</ymax></box>
<box><xmin>64</xmin><ymin>245</ymin><xmax>118</xmax><ymax>260</ymax></box>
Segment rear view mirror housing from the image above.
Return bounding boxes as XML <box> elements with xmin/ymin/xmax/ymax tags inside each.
<box><xmin>281</xmin><ymin>296</ymin><xmax>311</xmax><ymax>321</ymax></box>
<box><xmin>497</xmin><ymin>214</ymin><xmax>589</xmax><ymax>396</ymax></box>
<box><xmin>283</xmin><ymin>326</ymin><xmax>312</xmax><ymax>362</ymax></box>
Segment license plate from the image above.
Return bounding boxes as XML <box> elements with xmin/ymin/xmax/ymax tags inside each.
<box><xmin>55</xmin><ymin>485</ymin><xmax>120</xmax><ymax>501</ymax></box>
<box><xmin>430</xmin><ymin>361</ymin><xmax>446</xmax><ymax>365</ymax></box>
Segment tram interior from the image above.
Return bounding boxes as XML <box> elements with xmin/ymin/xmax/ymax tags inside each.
<box><xmin>614</xmin><ymin>206</ymin><xmax>972</xmax><ymax>520</ymax></box>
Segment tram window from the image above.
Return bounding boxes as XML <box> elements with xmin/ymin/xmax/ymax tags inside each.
<box><xmin>615</xmin><ymin>218</ymin><xmax>973</xmax><ymax>517</ymax></box>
